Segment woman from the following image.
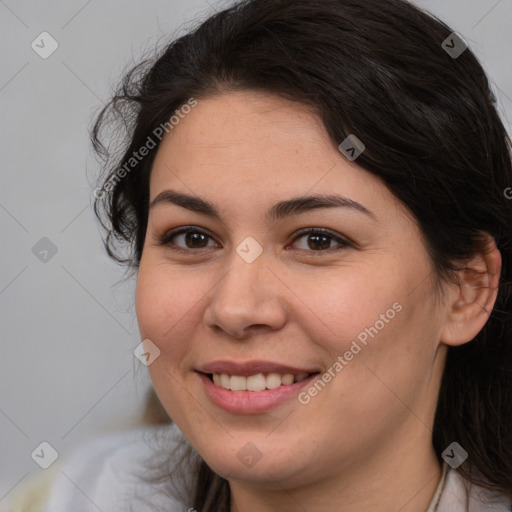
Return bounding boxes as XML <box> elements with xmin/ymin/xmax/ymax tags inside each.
<box><xmin>12</xmin><ymin>0</ymin><xmax>512</xmax><ymax>510</ymax></box>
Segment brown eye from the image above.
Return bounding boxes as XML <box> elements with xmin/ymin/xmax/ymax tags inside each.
<box><xmin>290</xmin><ymin>228</ymin><xmax>351</xmax><ymax>253</ymax></box>
<box><xmin>158</xmin><ymin>227</ymin><xmax>217</xmax><ymax>251</ymax></box>
<box><xmin>157</xmin><ymin>226</ymin><xmax>351</xmax><ymax>254</ymax></box>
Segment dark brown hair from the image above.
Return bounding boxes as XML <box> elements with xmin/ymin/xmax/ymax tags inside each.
<box><xmin>91</xmin><ymin>0</ymin><xmax>512</xmax><ymax>510</ymax></box>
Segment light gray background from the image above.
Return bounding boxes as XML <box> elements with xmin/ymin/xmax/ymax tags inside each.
<box><xmin>1</xmin><ymin>0</ymin><xmax>511</xmax><ymax>504</ymax></box>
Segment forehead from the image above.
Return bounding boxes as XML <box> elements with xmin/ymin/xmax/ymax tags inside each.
<box><xmin>174</xmin><ymin>90</ymin><xmax>325</xmax><ymax>138</ymax></box>
<box><xmin>149</xmin><ymin>90</ymin><xmax>397</xmax><ymax>219</ymax></box>
<box><xmin>160</xmin><ymin>92</ymin><xmax>329</xmax><ymax>168</ymax></box>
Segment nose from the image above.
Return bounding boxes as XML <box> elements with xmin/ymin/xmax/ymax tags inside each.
<box><xmin>204</xmin><ymin>249</ymin><xmax>287</xmax><ymax>340</ymax></box>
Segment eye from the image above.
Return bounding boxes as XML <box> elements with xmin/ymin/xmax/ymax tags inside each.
<box><xmin>157</xmin><ymin>227</ymin><xmax>218</xmax><ymax>252</ymax></box>
<box><xmin>157</xmin><ymin>226</ymin><xmax>352</xmax><ymax>254</ymax></box>
<box><xmin>288</xmin><ymin>228</ymin><xmax>352</xmax><ymax>253</ymax></box>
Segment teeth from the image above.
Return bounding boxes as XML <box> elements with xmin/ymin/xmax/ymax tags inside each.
<box><xmin>230</xmin><ymin>375</ymin><xmax>246</xmax><ymax>391</ymax></box>
<box><xmin>211</xmin><ymin>372</ymin><xmax>311</xmax><ymax>391</ymax></box>
<box><xmin>266</xmin><ymin>373</ymin><xmax>283</xmax><ymax>389</ymax></box>
<box><xmin>281</xmin><ymin>373</ymin><xmax>294</xmax><ymax>385</ymax></box>
<box><xmin>247</xmin><ymin>374</ymin><xmax>266</xmax><ymax>391</ymax></box>
<box><xmin>220</xmin><ymin>374</ymin><xmax>230</xmax><ymax>389</ymax></box>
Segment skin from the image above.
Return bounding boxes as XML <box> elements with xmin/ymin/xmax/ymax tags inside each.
<box><xmin>135</xmin><ymin>90</ymin><xmax>501</xmax><ymax>512</ymax></box>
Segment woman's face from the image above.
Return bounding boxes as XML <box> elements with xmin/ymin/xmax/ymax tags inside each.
<box><xmin>136</xmin><ymin>90</ymin><xmax>448</xmax><ymax>489</ymax></box>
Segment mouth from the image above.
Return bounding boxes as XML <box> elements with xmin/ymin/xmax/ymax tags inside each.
<box><xmin>195</xmin><ymin>360</ymin><xmax>322</xmax><ymax>413</ymax></box>
<box><xmin>196</xmin><ymin>368</ymin><xmax>321</xmax><ymax>414</ymax></box>
<box><xmin>202</xmin><ymin>371</ymin><xmax>319</xmax><ymax>391</ymax></box>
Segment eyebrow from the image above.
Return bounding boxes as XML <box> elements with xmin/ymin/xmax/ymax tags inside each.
<box><xmin>149</xmin><ymin>189</ymin><xmax>376</xmax><ymax>222</ymax></box>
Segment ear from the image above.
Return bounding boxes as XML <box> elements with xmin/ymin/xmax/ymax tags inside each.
<box><xmin>440</xmin><ymin>235</ymin><xmax>502</xmax><ymax>347</ymax></box>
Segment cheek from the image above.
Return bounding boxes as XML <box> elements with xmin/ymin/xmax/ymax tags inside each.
<box><xmin>135</xmin><ymin>263</ymin><xmax>201</xmax><ymax>384</ymax></box>
<box><xmin>135</xmin><ymin>260</ymin><xmax>205</xmax><ymax>341</ymax></box>
<box><xmin>134</xmin><ymin>263</ymin><xmax>210</xmax><ymax>425</ymax></box>
<box><xmin>290</xmin><ymin>263</ymin><xmax>404</xmax><ymax>352</ymax></box>
<box><xmin>134</xmin><ymin>257</ymin><xmax>233</xmax><ymax>421</ymax></box>
<box><xmin>293</xmin><ymin>261</ymin><xmax>436</xmax><ymax>397</ymax></box>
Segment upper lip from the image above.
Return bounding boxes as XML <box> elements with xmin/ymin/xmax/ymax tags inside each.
<box><xmin>197</xmin><ymin>360</ymin><xmax>320</xmax><ymax>376</ymax></box>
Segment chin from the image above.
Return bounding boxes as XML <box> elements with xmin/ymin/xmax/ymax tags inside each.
<box><xmin>196</xmin><ymin>440</ymin><xmax>311</xmax><ymax>490</ymax></box>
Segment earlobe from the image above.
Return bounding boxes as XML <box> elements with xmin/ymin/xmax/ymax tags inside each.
<box><xmin>440</xmin><ymin>236</ymin><xmax>502</xmax><ymax>347</ymax></box>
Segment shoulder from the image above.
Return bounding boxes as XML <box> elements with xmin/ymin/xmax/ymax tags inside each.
<box><xmin>9</xmin><ymin>423</ymin><xmax>198</xmax><ymax>512</ymax></box>
<box><xmin>438</xmin><ymin>467</ymin><xmax>512</xmax><ymax>512</ymax></box>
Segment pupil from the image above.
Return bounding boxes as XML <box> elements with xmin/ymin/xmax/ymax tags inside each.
<box><xmin>187</xmin><ymin>232</ymin><xmax>208</xmax><ymax>248</ymax></box>
<box><xmin>309</xmin><ymin>234</ymin><xmax>330</xmax><ymax>250</ymax></box>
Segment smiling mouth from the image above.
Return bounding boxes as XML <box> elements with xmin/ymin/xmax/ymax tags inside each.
<box><xmin>203</xmin><ymin>372</ymin><xmax>320</xmax><ymax>392</ymax></box>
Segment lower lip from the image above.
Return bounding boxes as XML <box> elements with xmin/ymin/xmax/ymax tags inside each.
<box><xmin>197</xmin><ymin>372</ymin><xmax>318</xmax><ymax>414</ymax></box>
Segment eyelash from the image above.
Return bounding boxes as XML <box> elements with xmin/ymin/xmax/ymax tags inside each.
<box><xmin>157</xmin><ymin>226</ymin><xmax>352</xmax><ymax>255</ymax></box>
